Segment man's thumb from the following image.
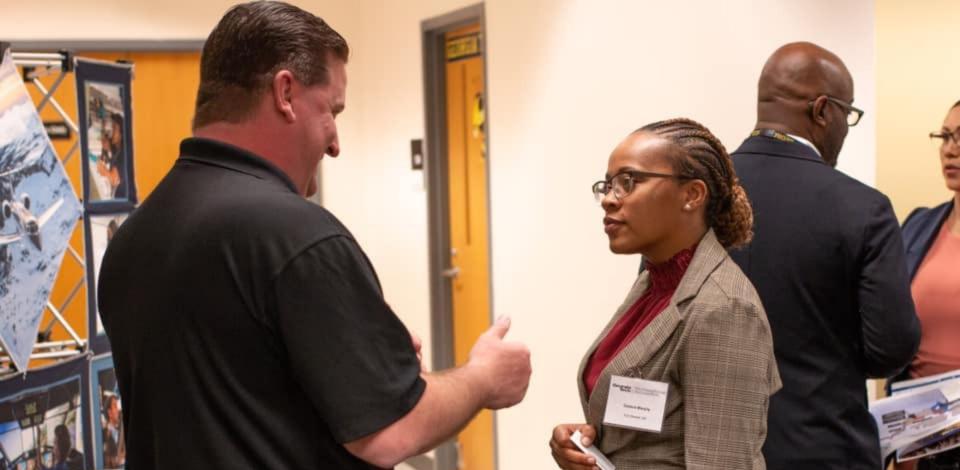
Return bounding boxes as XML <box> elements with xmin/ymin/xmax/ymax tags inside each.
<box><xmin>486</xmin><ymin>315</ymin><xmax>511</xmax><ymax>339</ymax></box>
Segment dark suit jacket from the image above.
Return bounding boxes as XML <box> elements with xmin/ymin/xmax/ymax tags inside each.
<box><xmin>902</xmin><ymin>200</ymin><xmax>954</xmax><ymax>280</ymax></box>
<box><xmin>729</xmin><ymin>135</ymin><xmax>920</xmax><ymax>470</ymax></box>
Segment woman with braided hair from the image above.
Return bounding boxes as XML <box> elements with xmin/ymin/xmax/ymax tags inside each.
<box><xmin>550</xmin><ymin>118</ymin><xmax>781</xmax><ymax>469</ymax></box>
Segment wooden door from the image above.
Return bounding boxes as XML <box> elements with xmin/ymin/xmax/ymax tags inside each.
<box><xmin>444</xmin><ymin>24</ymin><xmax>494</xmax><ymax>470</ymax></box>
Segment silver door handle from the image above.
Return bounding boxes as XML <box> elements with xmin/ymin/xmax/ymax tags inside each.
<box><xmin>442</xmin><ymin>266</ymin><xmax>460</xmax><ymax>279</ymax></box>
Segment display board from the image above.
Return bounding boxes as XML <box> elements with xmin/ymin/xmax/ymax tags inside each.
<box><xmin>1</xmin><ymin>48</ymin><xmax>137</xmax><ymax>469</ymax></box>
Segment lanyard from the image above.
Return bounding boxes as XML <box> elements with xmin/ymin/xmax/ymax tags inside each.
<box><xmin>751</xmin><ymin>128</ymin><xmax>796</xmax><ymax>143</ymax></box>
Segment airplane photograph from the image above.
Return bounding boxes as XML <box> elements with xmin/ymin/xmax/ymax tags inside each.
<box><xmin>0</xmin><ymin>193</ymin><xmax>66</xmax><ymax>251</ymax></box>
<box><xmin>0</xmin><ymin>48</ymin><xmax>82</xmax><ymax>372</ymax></box>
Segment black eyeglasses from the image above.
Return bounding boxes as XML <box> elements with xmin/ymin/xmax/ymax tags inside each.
<box><xmin>930</xmin><ymin>130</ymin><xmax>960</xmax><ymax>146</ymax></box>
<box><xmin>809</xmin><ymin>95</ymin><xmax>864</xmax><ymax>127</ymax></box>
<box><xmin>592</xmin><ymin>170</ymin><xmax>693</xmax><ymax>202</ymax></box>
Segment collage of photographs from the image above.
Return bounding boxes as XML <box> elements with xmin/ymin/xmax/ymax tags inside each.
<box><xmin>0</xmin><ymin>45</ymin><xmax>135</xmax><ymax>470</ymax></box>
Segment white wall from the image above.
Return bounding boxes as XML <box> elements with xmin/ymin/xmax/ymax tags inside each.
<box><xmin>319</xmin><ymin>0</ymin><xmax>478</xmax><ymax>374</ymax></box>
<box><xmin>477</xmin><ymin>2</ymin><xmax>875</xmax><ymax>468</ymax></box>
<box><xmin>2</xmin><ymin>1</ymin><xmax>234</xmax><ymax>40</ymax></box>
<box><xmin>0</xmin><ymin>0</ymin><xmax>357</xmax><ymax>41</ymax></box>
<box><xmin>3</xmin><ymin>1</ymin><xmax>877</xmax><ymax>469</ymax></box>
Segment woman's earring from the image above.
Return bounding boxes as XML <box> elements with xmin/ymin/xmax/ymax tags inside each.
<box><xmin>684</xmin><ymin>203</ymin><xmax>692</xmax><ymax>211</ymax></box>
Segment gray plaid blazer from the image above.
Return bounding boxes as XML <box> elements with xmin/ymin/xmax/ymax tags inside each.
<box><xmin>577</xmin><ymin>230</ymin><xmax>782</xmax><ymax>470</ymax></box>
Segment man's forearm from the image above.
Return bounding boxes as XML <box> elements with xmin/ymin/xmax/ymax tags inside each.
<box><xmin>344</xmin><ymin>315</ymin><xmax>530</xmax><ymax>467</ymax></box>
<box><xmin>344</xmin><ymin>365</ymin><xmax>488</xmax><ymax>467</ymax></box>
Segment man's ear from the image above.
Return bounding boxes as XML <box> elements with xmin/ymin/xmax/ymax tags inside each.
<box><xmin>683</xmin><ymin>178</ymin><xmax>708</xmax><ymax>212</ymax></box>
<box><xmin>809</xmin><ymin>95</ymin><xmax>828</xmax><ymax>128</ymax></box>
<box><xmin>272</xmin><ymin>70</ymin><xmax>296</xmax><ymax>123</ymax></box>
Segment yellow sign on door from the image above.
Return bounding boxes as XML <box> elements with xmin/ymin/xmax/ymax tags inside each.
<box><xmin>446</xmin><ymin>34</ymin><xmax>481</xmax><ymax>61</ymax></box>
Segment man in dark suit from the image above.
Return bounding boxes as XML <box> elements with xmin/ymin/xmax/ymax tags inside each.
<box><xmin>729</xmin><ymin>42</ymin><xmax>920</xmax><ymax>470</ymax></box>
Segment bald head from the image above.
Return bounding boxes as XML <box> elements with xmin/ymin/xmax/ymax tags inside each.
<box><xmin>758</xmin><ymin>42</ymin><xmax>852</xmax><ymax>107</ymax></box>
<box><xmin>755</xmin><ymin>42</ymin><xmax>855</xmax><ymax>167</ymax></box>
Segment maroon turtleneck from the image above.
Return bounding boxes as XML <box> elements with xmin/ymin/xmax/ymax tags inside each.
<box><xmin>583</xmin><ymin>245</ymin><xmax>697</xmax><ymax>396</ymax></box>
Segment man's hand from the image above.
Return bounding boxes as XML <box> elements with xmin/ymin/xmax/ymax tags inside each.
<box><xmin>344</xmin><ymin>316</ymin><xmax>530</xmax><ymax>468</ymax></box>
<box><xmin>549</xmin><ymin>423</ymin><xmax>599</xmax><ymax>470</ymax></box>
<box><xmin>466</xmin><ymin>316</ymin><xmax>531</xmax><ymax>409</ymax></box>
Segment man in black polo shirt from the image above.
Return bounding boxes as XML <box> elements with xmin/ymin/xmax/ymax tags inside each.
<box><xmin>97</xmin><ymin>3</ymin><xmax>532</xmax><ymax>469</ymax></box>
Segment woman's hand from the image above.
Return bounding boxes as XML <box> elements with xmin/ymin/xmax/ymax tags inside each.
<box><xmin>549</xmin><ymin>423</ymin><xmax>599</xmax><ymax>469</ymax></box>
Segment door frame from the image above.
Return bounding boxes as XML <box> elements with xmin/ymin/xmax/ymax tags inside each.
<box><xmin>421</xmin><ymin>4</ymin><xmax>495</xmax><ymax>470</ymax></box>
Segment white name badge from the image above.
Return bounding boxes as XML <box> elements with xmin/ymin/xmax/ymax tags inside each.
<box><xmin>602</xmin><ymin>375</ymin><xmax>668</xmax><ymax>433</ymax></box>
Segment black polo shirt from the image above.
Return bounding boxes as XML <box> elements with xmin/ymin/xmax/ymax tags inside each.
<box><xmin>98</xmin><ymin>138</ymin><xmax>425</xmax><ymax>470</ymax></box>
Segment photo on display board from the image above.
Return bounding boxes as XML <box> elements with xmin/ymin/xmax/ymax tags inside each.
<box><xmin>90</xmin><ymin>355</ymin><xmax>124</xmax><ymax>470</ymax></box>
<box><xmin>83</xmin><ymin>213</ymin><xmax>129</xmax><ymax>354</ymax></box>
<box><xmin>0</xmin><ymin>356</ymin><xmax>90</xmax><ymax>470</ymax></box>
<box><xmin>75</xmin><ymin>59</ymin><xmax>136</xmax><ymax>213</ymax></box>
<box><xmin>0</xmin><ymin>48</ymin><xmax>83</xmax><ymax>372</ymax></box>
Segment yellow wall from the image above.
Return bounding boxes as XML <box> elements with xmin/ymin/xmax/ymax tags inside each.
<box><xmin>876</xmin><ymin>0</ymin><xmax>958</xmax><ymax>220</ymax></box>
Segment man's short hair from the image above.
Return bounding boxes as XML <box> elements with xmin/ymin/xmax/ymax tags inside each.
<box><xmin>193</xmin><ymin>1</ymin><xmax>349</xmax><ymax>129</ymax></box>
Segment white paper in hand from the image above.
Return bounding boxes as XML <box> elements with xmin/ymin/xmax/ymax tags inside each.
<box><xmin>570</xmin><ymin>429</ymin><xmax>615</xmax><ymax>470</ymax></box>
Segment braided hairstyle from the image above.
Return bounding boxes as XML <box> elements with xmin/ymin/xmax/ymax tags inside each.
<box><xmin>637</xmin><ymin>118</ymin><xmax>753</xmax><ymax>249</ymax></box>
